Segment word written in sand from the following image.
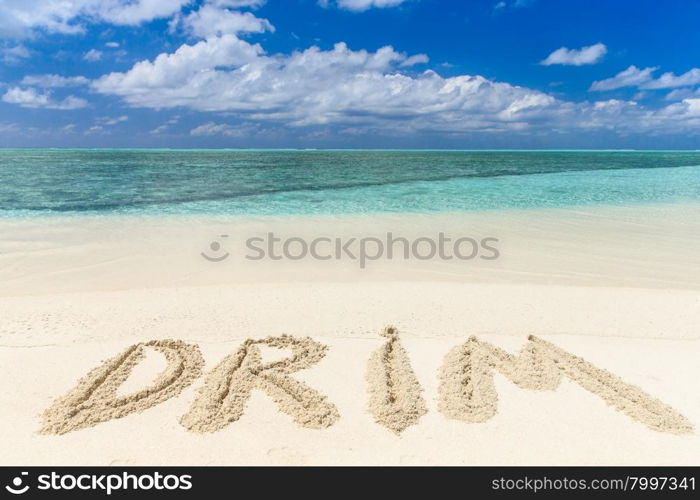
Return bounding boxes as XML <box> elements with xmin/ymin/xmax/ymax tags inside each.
<box><xmin>41</xmin><ymin>330</ymin><xmax>694</xmax><ymax>436</ymax></box>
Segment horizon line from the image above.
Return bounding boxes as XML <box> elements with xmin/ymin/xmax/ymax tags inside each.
<box><xmin>2</xmin><ymin>148</ymin><xmax>700</xmax><ymax>152</ymax></box>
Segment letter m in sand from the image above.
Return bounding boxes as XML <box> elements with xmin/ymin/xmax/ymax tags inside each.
<box><xmin>438</xmin><ymin>335</ymin><xmax>693</xmax><ymax>434</ymax></box>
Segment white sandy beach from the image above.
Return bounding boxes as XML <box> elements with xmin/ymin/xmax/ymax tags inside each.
<box><xmin>1</xmin><ymin>204</ymin><xmax>699</xmax><ymax>465</ymax></box>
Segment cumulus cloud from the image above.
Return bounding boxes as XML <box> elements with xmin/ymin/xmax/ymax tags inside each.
<box><xmin>322</xmin><ymin>0</ymin><xmax>410</xmax><ymax>12</ymax></box>
<box><xmin>591</xmin><ymin>65</ymin><xmax>700</xmax><ymax>91</ymax></box>
<box><xmin>20</xmin><ymin>74</ymin><xmax>90</xmax><ymax>87</ymax></box>
<box><xmin>2</xmin><ymin>87</ymin><xmax>88</xmax><ymax>109</ymax></box>
<box><xmin>97</xmin><ymin>115</ymin><xmax>129</xmax><ymax>125</ymax></box>
<box><xmin>0</xmin><ymin>123</ymin><xmax>20</xmax><ymax>133</ymax></box>
<box><xmin>179</xmin><ymin>5</ymin><xmax>274</xmax><ymax>38</ymax></box>
<box><xmin>95</xmin><ymin>34</ymin><xmax>263</xmax><ymax>97</ymax></box>
<box><xmin>641</xmin><ymin>68</ymin><xmax>700</xmax><ymax>90</ymax></box>
<box><xmin>150</xmin><ymin>115</ymin><xmax>180</xmax><ymax>134</ymax></box>
<box><xmin>541</xmin><ymin>43</ymin><xmax>607</xmax><ymax>66</ymax></box>
<box><xmin>677</xmin><ymin>98</ymin><xmax>700</xmax><ymax>117</ymax></box>
<box><xmin>0</xmin><ymin>0</ymin><xmax>191</xmax><ymax>39</ymax></box>
<box><xmin>86</xmin><ymin>125</ymin><xmax>107</xmax><ymax>134</ymax></box>
<box><xmin>97</xmin><ymin>0</ymin><xmax>192</xmax><ymax>25</ymax></box>
<box><xmin>191</xmin><ymin>121</ymin><xmax>249</xmax><ymax>137</ymax></box>
<box><xmin>400</xmin><ymin>53</ymin><xmax>429</xmax><ymax>67</ymax></box>
<box><xmin>0</xmin><ymin>2</ymin><xmax>669</xmax><ymax>138</ymax></box>
<box><xmin>0</xmin><ymin>44</ymin><xmax>31</xmax><ymax>63</ymax></box>
<box><xmin>84</xmin><ymin>49</ymin><xmax>103</xmax><ymax>62</ymax></box>
<box><xmin>664</xmin><ymin>87</ymin><xmax>700</xmax><ymax>101</ymax></box>
<box><xmin>646</xmin><ymin>98</ymin><xmax>700</xmax><ymax>131</ymax></box>
<box><xmin>94</xmin><ymin>36</ymin><xmax>566</xmax><ymax>132</ymax></box>
<box><xmin>209</xmin><ymin>0</ymin><xmax>267</xmax><ymax>7</ymax></box>
<box><xmin>590</xmin><ymin>65</ymin><xmax>657</xmax><ymax>91</ymax></box>
<box><xmin>105</xmin><ymin>41</ymin><xmax>120</xmax><ymax>48</ymax></box>
<box><xmin>91</xmin><ymin>25</ymin><xmax>700</xmax><ymax>137</ymax></box>
<box><xmin>494</xmin><ymin>0</ymin><xmax>536</xmax><ymax>13</ymax></box>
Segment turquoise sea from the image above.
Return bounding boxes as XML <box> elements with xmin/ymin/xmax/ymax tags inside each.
<box><xmin>1</xmin><ymin>150</ymin><xmax>700</xmax><ymax>216</ymax></box>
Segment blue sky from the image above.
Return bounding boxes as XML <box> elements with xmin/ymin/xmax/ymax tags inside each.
<box><xmin>1</xmin><ymin>0</ymin><xmax>699</xmax><ymax>148</ymax></box>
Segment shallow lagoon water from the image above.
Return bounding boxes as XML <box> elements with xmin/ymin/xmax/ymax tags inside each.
<box><xmin>1</xmin><ymin>150</ymin><xmax>699</xmax><ymax>216</ymax></box>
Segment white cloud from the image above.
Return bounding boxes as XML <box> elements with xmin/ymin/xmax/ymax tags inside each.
<box><xmin>150</xmin><ymin>124</ymin><xmax>169</xmax><ymax>134</ymax></box>
<box><xmin>97</xmin><ymin>0</ymin><xmax>192</xmax><ymax>25</ymax></box>
<box><xmin>640</xmin><ymin>68</ymin><xmax>700</xmax><ymax>90</ymax></box>
<box><xmin>494</xmin><ymin>0</ymin><xmax>534</xmax><ymax>12</ymax></box>
<box><xmin>190</xmin><ymin>121</ymin><xmax>251</xmax><ymax>137</ymax></box>
<box><xmin>2</xmin><ymin>87</ymin><xmax>88</xmax><ymax>109</ymax></box>
<box><xmin>591</xmin><ymin>65</ymin><xmax>700</xmax><ymax>92</ymax></box>
<box><xmin>322</xmin><ymin>0</ymin><xmax>410</xmax><ymax>12</ymax></box>
<box><xmin>654</xmin><ymin>98</ymin><xmax>700</xmax><ymax>124</ymax></box>
<box><xmin>95</xmin><ymin>34</ymin><xmax>263</xmax><ymax>97</ymax></box>
<box><xmin>0</xmin><ymin>44</ymin><xmax>31</xmax><ymax>63</ymax></box>
<box><xmin>0</xmin><ymin>0</ymin><xmax>86</xmax><ymax>37</ymax></box>
<box><xmin>209</xmin><ymin>0</ymin><xmax>267</xmax><ymax>7</ymax></box>
<box><xmin>92</xmin><ymin>28</ymin><xmax>700</xmax><ymax>137</ymax></box>
<box><xmin>589</xmin><ymin>65</ymin><xmax>657</xmax><ymax>91</ymax></box>
<box><xmin>179</xmin><ymin>5</ymin><xmax>274</xmax><ymax>38</ymax></box>
<box><xmin>541</xmin><ymin>43</ymin><xmax>607</xmax><ymax>66</ymax></box>
<box><xmin>664</xmin><ymin>87</ymin><xmax>700</xmax><ymax>101</ymax></box>
<box><xmin>0</xmin><ymin>0</ymin><xmax>191</xmax><ymax>39</ymax></box>
<box><xmin>97</xmin><ymin>115</ymin><xmax>129</xmax><ymax>125</ymax></box>
<box><xmin>150</xmin><ymin>115</ymin><xmax>180</xmax><ymax>134</ymax></box>
<box><xmin>105</xmin><ymin>41</ymin><xmax>120</xmax><ymax>48</ymax></box>
<box><xmin>578</xmin><ymin>97</ymin><xmax>700</xmax><ymax>134</ymax></box>
<box><xmin>94</xmin><ymin>35</ymin><xmax>563</xmax><ymax>131</ymax></box>
<box><xmin>0</xmin><ymin>123</ymin><xmax>20</xmax><ymax>133</ymax></box>
<box><xmin>47</xmin><ymin>4</ymin><xmax>689</xmax><ymax>138</ymax></box>
<box><xmin>84</xmin><ymin>49</ymin><xmax>103</xmax><ymax>62</ymax></box>
<box><xmin>86</xmin><ymin>125</ymin><xmax>107</xmax><ymax>134</ymax></box>
<box><xmin>399</xmin><ymin>53</ymin><xmax>428</xmax><ymax>67</ymax></box>
<box><xmin>20</xmin><ymin>74</ymin><xmax>90</xmax><ymax>87</ymax></box>
<box><xmin>680</xmin><ymin>98</ymin><xmax>700</xmax><ymax>117</ymax></box>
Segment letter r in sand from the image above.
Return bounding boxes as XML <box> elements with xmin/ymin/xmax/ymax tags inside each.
<box><xmin>180</xmin><ymin>335</ymin><xmax>339</xmax><ymax>432</ymax></box>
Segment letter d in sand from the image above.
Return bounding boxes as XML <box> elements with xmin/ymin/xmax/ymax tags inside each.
<box><xmin>41</xmin><ymin>339</ymin><xmax>204</xmax><ymax>435</ymax></box>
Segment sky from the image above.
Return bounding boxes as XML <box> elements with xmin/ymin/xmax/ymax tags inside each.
<box><xmin>0</xmin><ymin>0</ymin><xmax>699</xmax><ymax>149</ymax></box>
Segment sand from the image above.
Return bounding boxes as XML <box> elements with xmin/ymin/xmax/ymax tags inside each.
<box><xmin>1</xmin><ymin>204</ymin><xmax>699</xmax><ymax>465</ymax></box>
<box><xmin>366</xmin><ymin>326</ymin><xmax>427</xmax><ymax>434</ymax></box>
<box><xmin>438</xmin><ymin>335</ymin><xmax>693</xmax><ymax>434</ymax></box>
<box><xmin>180</xmin><ymin>335</ymin><xmax>339</xmax><ymax>433</ymax></box>
<box><xmin>41</xmin><ymin>340</ymin><xmax>204</xmax><ymax>435</ymax></box>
